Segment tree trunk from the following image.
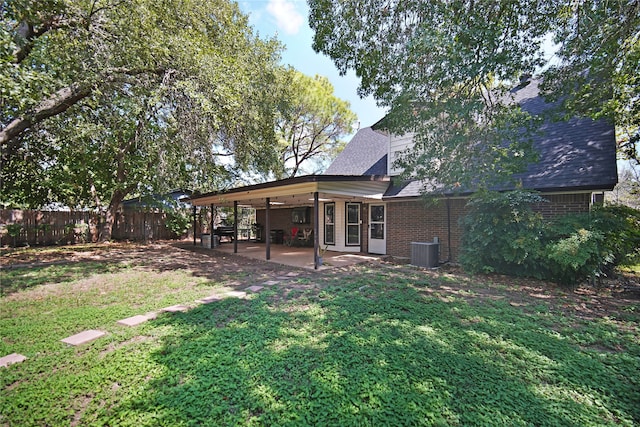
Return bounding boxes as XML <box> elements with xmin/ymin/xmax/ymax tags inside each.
<box><xmin>99</xmin><ymin>189</ymin><xmax>130</xmax><ymax>242</ymax></box>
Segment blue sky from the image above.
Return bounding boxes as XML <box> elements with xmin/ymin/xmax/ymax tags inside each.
<box><xmin>239</xmin><ymin>0</ymin><xmax>387</xmax><ymax>129</ymax></box>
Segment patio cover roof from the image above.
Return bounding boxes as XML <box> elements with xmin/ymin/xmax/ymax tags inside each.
<box><xmin>189</xmin><ymin>175</ymin><xmax>391</xmax><ymax>207</ymax></box>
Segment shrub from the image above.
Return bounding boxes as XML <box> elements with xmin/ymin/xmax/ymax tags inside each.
<box><xmin>461</xmin><ymin>191</ymin><xmax>640</xmax><ymax>286</ymax></box>
<box><xmin>6</xmin><ymin>223</ymin><xmax>23</xmax><ymax>247</ymax></box>
<box><xmin>166</xmin><ymin>210</ymin><xmax>191</xmax><ymax>238</ymax></box>
<box><xmin>590</xmin><ymin>204</ymin><xmax>640</xmax><ymax>268</ymax></box>
<box><xmin>543</xmin><ymin>213</ymin><xmax>604</xmax><ymax>285</ymax></box>
<box><xmin>460</xmin><ymin>190</ymin><xmax>547</xmax><ymax>278</ymax></box>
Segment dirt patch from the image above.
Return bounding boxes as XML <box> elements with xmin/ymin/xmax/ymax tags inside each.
<box><xmin>2</xmin><ymin>241</ymin><xmax>638</xmax><ymax>323</ymax></box>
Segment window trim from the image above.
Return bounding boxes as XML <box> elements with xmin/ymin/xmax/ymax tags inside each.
<box><xmin>324</xmin><ymin>202</ymin><xmax>335</xmax><ymax>245</ymax></box>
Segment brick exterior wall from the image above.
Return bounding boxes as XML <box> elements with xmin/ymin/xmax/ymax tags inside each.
<box><xmin>255</xmin><ymin>207</ymin><xmax>315</xmax><ymax>241</ymax></box>
<box><xmin>386</xmin><ymin>199</ymin><xmax>468</xmax><ymax>262</ymax></box>
<box><xmin>386</xmin><ymin>193</ymin><xmax>592</xmax><ymax>263</ymax></box>
<box><xmin>533</xmin><ymin>193</ymin><xmax>591</xmax><ymax>218</ymax></box>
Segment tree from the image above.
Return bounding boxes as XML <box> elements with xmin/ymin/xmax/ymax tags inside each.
<box><xmin>542</xmin><ymin>1</ymin><xmax>640</xmax><ymax>165</ymax></box>
<box><xmin>308</xmin><ymin>0</ymin><xmax>639</xmax><ymax>189</ymax></box>
<box><xmin>1</xmin><ymin>0</ymin><xmax>283</xmax><ymax>239</ymax></box>
<box><xmin>607</xmin><ymin>163</ymin><xmax>640</xmax><ymax>209</ymax></box>
<box><xmin>269</xmin><ymin>69</ymin><xmax>356</xmax><ymax>179</ymax></box>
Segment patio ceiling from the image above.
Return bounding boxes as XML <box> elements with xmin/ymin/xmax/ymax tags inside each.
<box><xmin>189</xmin><ymin>175</ymin><xmax>391</xmax><ymax>208</ymax></box>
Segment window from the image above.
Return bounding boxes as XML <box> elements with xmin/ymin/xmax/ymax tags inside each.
<box><xmin>324</xmin><ymin>203</ymin><xmax>335</xmax><ymax>245</ymax></box>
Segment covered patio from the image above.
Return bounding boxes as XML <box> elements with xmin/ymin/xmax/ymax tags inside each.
<box><xmin>213</xmin><ymin>241</ymin><xmax>382</xmax><ymax>270</ymax></box>
<box><xmin>189</xmin><ymin>175</ymin><xmax>390</xmax><ymax>269</ymax></box>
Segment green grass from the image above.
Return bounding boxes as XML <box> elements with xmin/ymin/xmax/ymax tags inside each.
<box><xmin>1</xmin><ymin>261</ymin><xmax>639</xmax><ymax>426</ymax></box>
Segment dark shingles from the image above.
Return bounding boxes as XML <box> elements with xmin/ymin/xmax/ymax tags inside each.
<box><xmin>324</xmin><ymin>127</ymin><xmax>389</xmax><ymax>176</ymax></box>
<box><xmin>383</xmin><ymin>80</ymin><xmax>617</xmax><ymax>198</ymax></box>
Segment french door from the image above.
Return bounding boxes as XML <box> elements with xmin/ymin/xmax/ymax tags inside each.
<box><xmin>345</xmin><ymin>202</ymin><xmax>361</xmax><ymax>246</ymax></box>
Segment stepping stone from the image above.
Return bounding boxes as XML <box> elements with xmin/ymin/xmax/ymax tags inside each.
<box><xmin>224</xmin><ymin>291</ymin><xmax>247</xmax><ymax>299</ymax></box>
<box><xmin>161</xmin><ymin>304</ymin><xmax>190</xmax><ymax>313</ymax></box>
<box><xmin>263</xmin><ymin>280</ymin><xmax>280</xmax><ymax>286</ymax></box>
<box><xmin>245</xmin><ymin>285</ymin><xmax>264</xmax><ymax>293</ymax></box>
<box><xmin>197</xmin><ymin>295</ymin><xmax>222</xmax><ymax>304</ymax></box>
<box><xmin>61</xmin><ymin>330</ymin><xmax>106</xmax><ymax>346</ymax></box>
<box><xmin>0</xmin><ymin>353</ymin><xmax>27</xmax><ymax>368</ymax></box>
<box><xmin>117</xmin><ymin>314</ymin><xmax>151</xmax><ymax>327</ymax></box>
<box><xmin>286</xmin><ymin>272</ymin><xmax>299</xmax><ymax>277</ymax></box>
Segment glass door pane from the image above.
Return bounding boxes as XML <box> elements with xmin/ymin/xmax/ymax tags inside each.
<box><xmin>346</xmin><ymin>203</ymin><xmax>360</xmax><ymax>245</ymax></box>
<box><xmin>370</xmin><ymin>205</ymin><xmax>384</xmax><ymax>240</ymax></box>
<box><xmin>324</xmin><ymin>203</ymin><xmax>335</xmax><ymax>244</ymax></box>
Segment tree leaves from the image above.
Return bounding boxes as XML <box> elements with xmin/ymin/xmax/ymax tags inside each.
<box><xmin>269</xmin><ymin>69</ymin><xmax>357</xmax><ymax>179</ymax></box>
<box><xmin>309</xmin><ymin>0</ymin><xmax>638</xmax><ymax>187</ymax></box>
<box><xmin>1</xmin><ymin>0</ymin><xmax>284</xmax><ymax>215</ymax></box>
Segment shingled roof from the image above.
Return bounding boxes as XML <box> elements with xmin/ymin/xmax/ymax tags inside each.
<box><xmin>324</xmin><ymin>127</ymin><xmax>389</xmax><ymax>176</ymax></box>
<box><xmin>329</xmin><ymin>80</ymin><xmax>618</xmax><ymax>199</ymax></box>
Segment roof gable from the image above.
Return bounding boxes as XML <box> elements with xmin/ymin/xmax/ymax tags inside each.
<box><xmin>324</xmin><ymin>127</ymin><xmax>388</xmax><ymax>176</ymax></box>
<box><xmin>339</xmin><ymin>80</ymin><xmax>617</xmax><ymax>198</ymax></box>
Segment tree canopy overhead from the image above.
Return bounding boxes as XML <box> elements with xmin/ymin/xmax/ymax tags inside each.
<box><xmin>1</xmin><ymin>0</ymin><xmax>284</xmax><ymax>238</ymax></box>
<box><xmin>269</xmin><ymin>69</ymin><xmax>356</xmax><ymax>180</ymax></box>
<box><xmin>309</xmin><ymin>0</ymin><xmax>639</xmax><ymax>190</ymax></box>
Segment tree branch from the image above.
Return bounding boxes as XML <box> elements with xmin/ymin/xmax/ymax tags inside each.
<box><xmin>1</xmin><ymin>67</ymin><xmax>166</xmax><ymax>146</ymax></box>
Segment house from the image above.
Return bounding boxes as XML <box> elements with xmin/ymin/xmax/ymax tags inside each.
<box><xmin>189</xmin><ymin>80</ymin><xmax>618</xmax><ymax>268</ymax></box>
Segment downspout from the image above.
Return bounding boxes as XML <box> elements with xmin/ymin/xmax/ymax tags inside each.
<box><xmin>445</xmin><ymin>197</ymin><xmax>452</xmax><ymax>263</ymax></box>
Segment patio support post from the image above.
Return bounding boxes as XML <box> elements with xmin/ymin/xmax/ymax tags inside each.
<box><xmin>192</xmin><ymin>206</ymin><xmax>197</xmax><ymax>246</ymax></box>
<box><xmin>314</xmin><ymin>191</ymin><xmax>319</xmax><ymax>270</ymax></box>
<box><xmin>233</xmin><ymin>201</ymin><xmax>238</xmax><ymax>254</ymax></box>
<box><xmin>210</xmin><ymin>203</ymin><xmax>215</xmax><ymax>247</ymax></box>
<box><xmin>265</xmin><ymin>197</ymin><xmax>271</xmax><ymax>260</ymax></box>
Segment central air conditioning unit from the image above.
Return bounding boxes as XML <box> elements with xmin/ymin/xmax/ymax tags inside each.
<box><xmin>410</xmin><ymin>241</ymin><xmax>439</xmax><ymax>268</ymax></box>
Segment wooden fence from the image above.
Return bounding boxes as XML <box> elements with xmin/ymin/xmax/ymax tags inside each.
<box><xmin>0</xmin><ymin>209</ymin><xmax>185</xmax><ymax>247</ymax></box>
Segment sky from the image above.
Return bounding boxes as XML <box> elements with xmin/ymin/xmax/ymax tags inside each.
<box><xmin>238</xmin><ymin>0</ymin><xmax>387</xmax><ymax>130</ymax></box>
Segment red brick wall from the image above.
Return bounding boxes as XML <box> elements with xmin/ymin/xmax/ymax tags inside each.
<box><xmin>255</xmin><ymin>207</ymin><xmax>315</xmax><ymax>239</ymax></box>
<box><xmin>386</xmin><ymin>199</ymin><xmax>468</xmax><ymax>262</ymax></box>
<box><xmin>386</xmin><ymin>193</ymin><xmax>591</xmax><ymax>262</ymax></box>
<box><xmin>533</xmin><ymin>193</ymin><xmax>591</xmax><ymax>218</ymax></box>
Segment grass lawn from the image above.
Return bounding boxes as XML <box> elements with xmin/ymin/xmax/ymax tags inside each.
<box><xmin>1</xmin><ymin>243</ymin><xmax>639</xmax><ymax>426</ymax></box>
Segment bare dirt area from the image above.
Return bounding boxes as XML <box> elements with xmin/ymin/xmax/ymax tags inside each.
<box><xmin>2</xmin><ymin>241</ymin><xmax>639</xmax><ymax>322</ymax></box>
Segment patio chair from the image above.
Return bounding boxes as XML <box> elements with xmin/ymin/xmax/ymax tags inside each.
<box><xmin>285</xmin><ymin>227</ymin><xmax>299</xmax><ymax>246</ymax></box>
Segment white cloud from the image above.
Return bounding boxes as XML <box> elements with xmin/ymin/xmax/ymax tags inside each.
<box><xmin>266</xmin><ymin>0</ymin><xmax>304</xmax><ymax>35</ymax></box>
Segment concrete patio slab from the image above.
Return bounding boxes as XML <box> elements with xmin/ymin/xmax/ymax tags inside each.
<box><xmin>212</xmin><ymin>242</ymin><xmax>381</xmax><ymax>270</ymax></box>
<box><xmin>61</xmin><ymin>330</ymin><xmax>106</xmax><ymax>346</ymax></box>
<box><xmin>224</xmin><ymin>291</ymin><xmax>247</xmax><ymax>298</ymax></box>
<box><xmin>161</xmin><ymin>304</ymin><xmax>190</xmax><ymax>313</ymax></box>
<box><xmin>245</xmin><ymin>285</ymin><xmax>264</xmax><ymax>293</ymax></box>
<box><xmin>117</xmin><ymin>314</ymin><xmax>151</xmax><ymax>327</ymax></box>
<box><xmin>0</xmin><ymin>353</ymin><xmax>27</xmax><ymax>368</ymax></box>
<box><xmin>197</xmin><ymin>295</ymin><xmax>222</xmax><ymax>304</ymax></box>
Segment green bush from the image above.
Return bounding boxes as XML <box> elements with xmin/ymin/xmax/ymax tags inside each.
<box><xmin>460</xmin><ymin>191</ymin><xmax>640</xmax><ymax>286</ymax></box>
<box><xmin>460</xmin><ymin>190</ymin><xmax>547</xmax><ymax>278</ymax></box>
<box><xmin>591</xmin><ymin>204</ymin><xmax>640</xmax><ymax>267</ymax></box>
<box><xmin>543</xmin><ymin>213</ymin><xmax>604</xmax><ymax>285</ymax></box>
<box><xmin>165</xmin><ymin>209</ymin><xmax>191</xmax><ymax>238</ymax></box>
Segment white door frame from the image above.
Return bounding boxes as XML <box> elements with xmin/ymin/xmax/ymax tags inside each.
<box><xmin>368</xmin><ymin>203</ymin><xmax>386</xmax><ymax>254</ymax></box>
<box><xmin>345</xmin><ymin>202</ymin><xmax>361</xmax><ymax>247</ymax></box>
